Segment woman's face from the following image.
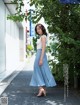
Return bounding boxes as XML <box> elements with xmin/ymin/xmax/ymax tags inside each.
<box><xmin>36</xmin><ymin>25</ymin><xmax>43</xmax><ymax>35</ymax></box>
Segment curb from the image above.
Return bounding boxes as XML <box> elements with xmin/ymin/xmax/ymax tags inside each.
<box><xmin>0</xmin><ymin>62</ymin><xmax>26</xmax><ymax>96</ymax></box>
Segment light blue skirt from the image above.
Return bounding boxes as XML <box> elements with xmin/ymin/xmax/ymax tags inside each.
<box><xmin>30</xmin><ymin>49</ymin><xmax>57</xmax><ymax>87</ymax></box>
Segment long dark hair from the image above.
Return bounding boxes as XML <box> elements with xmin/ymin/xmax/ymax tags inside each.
<box><xmin>35</xmin><ymin>23</ymin><xmax>47</xmax><ymax>36</ymax></box>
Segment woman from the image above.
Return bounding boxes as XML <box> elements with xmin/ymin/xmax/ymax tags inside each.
<box><xmin>30</xmin><ymin>23</ymin><xmax>57</xmax><ymax>97</ymax></box>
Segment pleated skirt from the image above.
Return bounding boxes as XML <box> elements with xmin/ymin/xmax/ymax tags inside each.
<box><xmin>30</xmin><ymin>49</ymin><xmax>57</xmax><ymax>87</ymax></box>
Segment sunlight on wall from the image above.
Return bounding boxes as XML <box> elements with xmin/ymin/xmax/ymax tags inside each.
<box><xmin>5</xmin><ymin>32</ymin><xmax>19</xmax><ymax>71</ymax></box>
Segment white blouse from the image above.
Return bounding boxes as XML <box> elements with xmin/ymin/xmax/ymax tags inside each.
<box><xmin>36</xmin><ymin>35</ymin><xmax>47</xmax><ymax>49</ymax></box>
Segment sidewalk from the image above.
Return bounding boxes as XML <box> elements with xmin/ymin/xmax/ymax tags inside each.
<box><xmin>0</xmin><ymin>55</ymin><xmax>80</xmax><ymax>105</ymax></box>
<box><xmin>0</xmin><ymin>61</ymin><xmax>26</xmax><ymax>96</ymax></box>
<box><xmin>0</xmin><ymin>55</ymin><xmax>35</xmax><ymax>95</ymax></box>
<box><xmin>0</xmin><ymin>61</ymin><xmax>25</xmax><ymax>82</ymax></box>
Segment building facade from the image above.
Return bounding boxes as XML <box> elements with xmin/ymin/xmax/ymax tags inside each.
<box><xmin>0</xmin><ymin>0</ymin><xmax>26</xmax><ymax>81</ymax></box>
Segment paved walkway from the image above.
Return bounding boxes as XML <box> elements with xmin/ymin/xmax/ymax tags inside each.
<box><xmin>0</xmin><ymin>55</ymin><xmax>80</xmax><ymax>105</ymax></box>
<box><xmin>0</xmin><ymin>65</ymin><xmax>80</xmax><ymax>105</ymax></box>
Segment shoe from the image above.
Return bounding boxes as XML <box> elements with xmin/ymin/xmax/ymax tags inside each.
<box><xmin>37</xmin><ymin>89</ymin><xmax>46</xmax><ymax>97</ymax></box>
<box><xmin>42</xmin><ymin>90</ymin><xmax>46</xmax><ymax>96</ymax></box>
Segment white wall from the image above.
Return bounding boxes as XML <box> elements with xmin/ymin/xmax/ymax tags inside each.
<box><xmin>5</xmin><ymin>7</ymin><xmax>20</xmax><ymax>72</ymax></box>
<box><xmin>0</xmin><ymin>0</ymin><xmax>6</xmax><ymax>78</ymax></box>
<box><xmin>19</xmin><ymin>28</ymin><xmax>24</xmax><ymax>61</ymax></box>
<box><xmin>0</xmin><ymin>0</ymin><xmax>25</xmax><ymax>80</ymax></box>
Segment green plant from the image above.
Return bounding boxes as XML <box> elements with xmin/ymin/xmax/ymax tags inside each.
<box><xmin>7</xmin><ymin>0</ymin><xmax>27</xmax><ymax>22</ymax></box>
<box><xmin>29</xmin><ymin>0</ymin><xmax>80</xmax><ymax>86</ymax></box>
<box><xmin>26</xmin><ymin>45</ymin><xmax>34</xmax><ymax>57</ymax></box>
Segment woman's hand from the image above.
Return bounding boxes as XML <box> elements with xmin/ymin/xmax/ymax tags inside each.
<box><xmin>39</xmin><ymin>59</ymin><xmax>43</xmax><ymax>66</ymax></box>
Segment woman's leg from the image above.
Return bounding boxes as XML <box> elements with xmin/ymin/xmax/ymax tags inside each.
<box><xmin>43</xmin><ymin>86</ymin><xmax>46</xmax><ymax>96</ymax></box>
<box><xmin>37</xmin><ymin>86</ymin><xmax>46</xmax><ymax>97</ymax></box>
<box><xmin>43</xmin><ymin>86</ymin><xmax>46</xmax><ymax>92</ymax></box>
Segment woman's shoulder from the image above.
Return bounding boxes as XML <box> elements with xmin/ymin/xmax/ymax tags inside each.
<box><xmin>42</xmin><ymin>34</ymin><xmax>47</xmax><ymax>37</ymax></box>
<box><xmin>41</xmin><ymin>35</ymin><xmax>47</xmax><ymax>38</ymax></box>
<box><xmin>40</xmin><ymin>35</ymin><xmax>48</xmax><ymax>43</ymax></box>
